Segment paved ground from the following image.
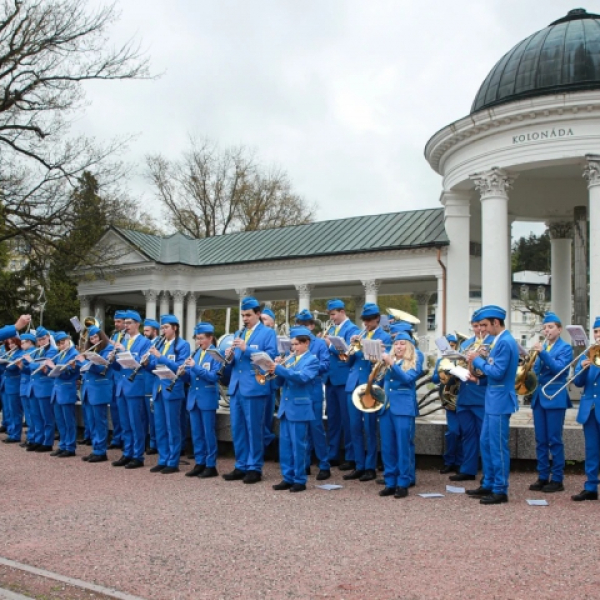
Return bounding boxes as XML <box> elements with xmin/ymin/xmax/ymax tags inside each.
<box><xmin>0</xmin><ymin>442</ymin><xmax>599</xmax><ymax>600</ymax></box>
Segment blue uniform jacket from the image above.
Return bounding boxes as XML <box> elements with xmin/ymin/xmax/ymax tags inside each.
<box><xmin>108</xmin><ymin>331</ymin><xmax>126</xmax><ymax>383</ymax></box>
<box><xmin>275</xmin><ymin>352</ymin><xmax>319</xmax><ymax>422</ymax></box>
<box><xmin>82</xmin><ymin>347</ymin><xmax>114</xmax><ymax>406</ymax></box>
<box><xmin>184</xmin><ymin>345</ymin><xmax>221</xmax><ymax>411</ymax></box>
<box><xmin>146</xmin><ymin>336</ymin><xmax>191</xmax><ymax>401</ymax></box>
<box><xmin>309</xmin><ymin>335</ymin><xmax>329</xmax><ymax>403</ymax></box>
<box><xmin>51</xmin><ymin>346</ymin><xmax>81</xmax><ymax>405</ymax></box>
<box><xmin>472</xmin><ymin>330</ymin><xmax>519</xmax><ymax>415</ymax></box>
<box><xmin>531</xmin><ymin>337</ymin><xmax>573</xmax><ymax>409</ymax></box>
<box><xmin>226</xmin><ymin>323</ymin><xmax>278</xmax><ymax>397</ymax></box>
<box><xmin>573</xmin><ymin>355</ymin><xmax>600</xmax><ymax>425</ymax></box>
<box><xmin>3</xmin><ymin>349</ymin><xmax>22</xmax><ymax>395</ymax></box>
<box><xmin>383</xmin><ymin>360</ymin><xmax>420</xmax><ymax>417</ymax></box>
<box><xmin>30</xmin><ymin>345</ymin><xmax>59</xmax><ymax>398</ymax></box>
<box><xmin>324</xmin><ymin>320</ymin><xmax>360</xmax><ymax>387</ymax></box>
<box><xmin>345</xmin><ymin>327</ymin><xmax>392</xmax><ymax>392</ymax></box>
<box><xmin>18</xmin><ymin>348</ymin><xmax>35</xmax><ymax>397</ymax></box>
<box><xmin>457</xmin><ymin>335</ymin><xmax>493</xmax><ymax>407</ymax></box>
<box><xmin>113</xmin><ymin>334</ymin><xmax>152</xmax><ymax>397</ymax></box>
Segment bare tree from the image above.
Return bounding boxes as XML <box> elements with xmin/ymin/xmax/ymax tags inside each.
<box><xmin>147</xmin><ymin>138</ymin><xmax>315</xmax><ymax>237</ymax></box>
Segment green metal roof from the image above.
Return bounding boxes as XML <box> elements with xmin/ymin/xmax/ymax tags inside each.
<box><xmin>114</xmin><ymin>208</ymin><xmax>448</xmax><ymax>267</ymax></box>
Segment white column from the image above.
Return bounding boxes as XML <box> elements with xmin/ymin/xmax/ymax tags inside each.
<box><xmin>79</xmin><ymin>295</ymin><xmax>91</xmax><ymax>325</ymax></box>
<box><xmin>584</xmin><ymin>154</ymin><xmax>600</xmax><ymax>331</ymax></box>
<box><xmin>173</xmin><ymin>290</ymin><xmax>185</xmax><ymax>331</ymax></box>
<box><xmin>236</xmin><ymin>288</ymin><xmax>254</xmax><ymax>329</ymax></box>
<box><xmin>435</xmin><ymin>274</ymin><xmax>445</xmax><ymax>338</ymax></box>
<box><xmin>547</xmin><ymin>221</ymin><xmax>573</xmax><ymax>328</ymax></box>
<box><xmin>143</xmin><ymin>289</ymin><xmax>157</xmax><ymax>322</ymax></box>
<box><xmin>295</xmin><ymin>284</ymin><xmax>313</xmax><ymax>311</ymax></box>
<box><xmin>94</xmin><ymin>298</ymin><xmax>105</xmax><ymax>330</ymax></box>
<box><xmin>361</xmin><ymin>279</ymin><xmax>380</xmax><ymax>305</ymax></box>
<box><xmin>159</xmin><ymin>291</ymin><xmax>170</xmax><ymax>318</ymax></box>
<box><xmin>414</xmin><ymin>293</ymin><xmax>430</xmax><ymax>338</ymax></box>
<box><xmin>185</xmin><ymin>292</ymin><xmax>198</xmax><ymax>341</ymax></box>
<box><xmin>225</xmin><ymin>307</ymin><xmax>232</xmax><ymax>334</ymax></box>
<box><xmin>471</xmin><ymin>168</ymin><xmax>516</xmax><ymax>311</ymax></box>
<box><xmin>441</xmin><ymin>191</ymin><xmax>471</xmax><ymax>332</ymax></box>
<box><xmin>352</xmin><ymin>295</ymin><xmax>365</xmax><ymax>326</ymax></box>
<box><xmin>506</xmin><ymin>214</ymin><xmax>516</xmax><ymax>330</ymax></box>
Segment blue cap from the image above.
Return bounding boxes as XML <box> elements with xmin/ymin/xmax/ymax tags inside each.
<box><xmin>393</xmin><ymin>332</ymin><xmax>414</xmax><ymax>344</ymax></box>
<box><xmin>35</xmin><ymin>327</ymin><xmax>49</xmax><ymax>339</ymax></box>
<box><xmin>295</xmin><ymin>309</ymin><xmax>314</xmax><ymax>322</ymax></box>
<box><xmin>114</xmin><ymin>310</ymin><xmax>126</xmax><ymax>320</ymax></box>
<box><xmin>594</xmin><ymin>316</ymin><xmax>600</xmax><ymax>329</ymax></box>
<box><xmin>361</xmin><ymin>303</ymin><xmax>380</xmax><ymax>318</ymax></box>
<box><xmin>194</xmin><ymin>323</ymin><xmax>215</xmax><ymax>335</ymax></box>
<box><xmin>542</xmin><ymin>312</ymin><xmax>561</xmax><ymax>325</ymax></box>
<box><xmin>446</xmin><ymin>334</ymin><xmax>458</xmax><ymax>343</ymax></box>
<box><xmin>20</xmin><ymin>333</ymin><xmax>36</xmax><ymax>342</ymax></box>
<box><xmin>327</xmin><ymin>299</ymin><xmax>345</xmax><ymax>311</ymax></box>
<box><xmin>87</xmin><ymin>326</ymin><xmax>100</xmax><ymax>337</ymax></box>
<box><xmin>477</xmin><ymin>305</ymin><xmax>506</xmax><ymax>321</ymax></box>
<box><xmin>241</xmin><ymin>296</ymin><xmax>260</xmax><ymax>311</ymax></box>
<box><xmin>144</xmin><ymin>319</ymin><xmax>160</xmax><ymax>330</ymax></box>
<box><xmin>54</xmin><ymin>331</ymin><xmax>69</xmax><ymax>342</ymax></box>
<box><xmin>390</xmin><ymin>321</ymin><xmax>414</xmax><ymax>333</ymax></box>
<box><xmin>471</xmin><ymin>310</ymin><xmax>481</xmax><ymax>323</ymax></box>
<box><xmin>290</xmin><ymin>326</ymin><xmax>311</xmax><ymax>338</ymax></box>
<box><xmin>125</xmin><ymin>310</ymin><xmax>142</xmax><ymax>322</ymax></box>
<box><xmin>262</xmin><ymin>307</ymin><xmax>275</xmax><ymax>320</ymax></box>
<box><xmin>160</xmin><ymin>314</ymin><xmax>179</xmax><ymax>326</ymax></box>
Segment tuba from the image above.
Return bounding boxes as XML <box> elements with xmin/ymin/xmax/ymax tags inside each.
<box><xmin>78</xmin><ymin>316</ymin><xmax>100</xmax><ymax>352</ymax></box>
<box><xmin>352</xmin><ymin>360</ymin><xmax>387</xmax><ymax>413</ymax></box>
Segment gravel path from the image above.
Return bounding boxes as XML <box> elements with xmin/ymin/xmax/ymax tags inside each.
<box><xmin>0</xmin><ymin>443</ymin><xmax>598</xmax><ymax>600</ymax></box>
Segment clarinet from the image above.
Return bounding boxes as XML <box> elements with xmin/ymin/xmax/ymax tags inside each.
<box><xmin>217</xmin><ymin>330</ymin><xmax>242</xmax><ymax>378</ymax></box>
<box><xmin>128</xmin><ymin>335</ymin><xmax>166</xmax><ymax>382</ymax></box>
<box><xmin>101</xmin><ymin>331</ymin><xmax>124</xmax><ymax>376</ymax></box>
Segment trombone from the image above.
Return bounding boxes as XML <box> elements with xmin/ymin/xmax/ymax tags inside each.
<box><xmin>541</xmin><ymin>342</ymin><xmax>600</xmax><ymax>400</ymax></box>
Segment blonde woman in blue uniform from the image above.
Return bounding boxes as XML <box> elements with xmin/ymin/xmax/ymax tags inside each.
<box><xmin>269</xmin><ymin>327</ymin><xmax>319</xmax><ymax>493</ymax></box>
<box><xmin>183</xmin><ymin>322</ymin><xmax>221</xmax><ymax>479</ymax></box>
<box><xmin>16</xmin><ymin>333</ymin><xmax>37</xmax><ymax>449</ymax></box>
<box><xmin>379</xmin><ymin>331</ymin><xmax>420</xmax><ymax>499</ymax></box>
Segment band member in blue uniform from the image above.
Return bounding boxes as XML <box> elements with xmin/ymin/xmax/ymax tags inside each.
<box><xmin>17</xmin><ymin>333</ymin><xmax>37</xmax><ymax>449</ymax></box>
<box><xmin>47</xmin><ymin>332</ymin><xmax>80</xmax><ymax>457</ymax></box>
<box><xmin>379</xmin><ymin>331</ymin><xmax>420</xmax><ymax>498</ymax></box>
<box><xmin>323</xmin><ymin>299</ymin><xmax>360</xmax><ymax>469</ymax></box>
<box><xmin>146</xmin><ymin>314</ymin><xmax>190</xmax><ymax>474</ymax></box>
<box><xmin>111</xmin><ymin>310</ymin><xmax>151</xmax><ymax>469</ymax></box>
<box><xmin>571</xmin><ymin>318</ymin><xmax>600</xmax><ymax>501</ymax></box>
<box><xmin>344</xmin><ymin>303</ymin><xmax>391</xmax><ymax>482</ymax></box>
<box><xmin>107</xmin><ymin>310</ymin><xmax>127</xmax><ymax>449</ymax></box>
<box><xmin>269</xmin><ymin>327</ymin><xmax>319</xmax><ymax>492</ymax></box>
<box><xmin>528</xmin><ymin>312</ymin><xmax>573</xmax><ymax>493</ymax></box>
<box><xmin>260</xmin><ymin>306</ymin><xmax>277</xmax><ymax>452</ymax></box>
<box><xmin>222</xmin><ymin>297</ymin><xmax>278</xmax><ymax>484</ymax></box>
<box><xmin>142</xmin><ymin>318</ymin><xmax>161</xmax><ymax>455</ymax></box>
<box><xmin>24</xmin><ymin>328</ymin><xmax>58</xmax><ymax>452</ymax></box>
<box><xmin>295</xmin><ymin>309</ymin><xmax>331</xmax><ymax>480</ymax></box>
<box><xmin>183</xmin><ymin>322</ymin><xmax>221</xmax><ymax>478</ymax></box>
<box><xmin>2</xmin><ymin>337</ymin><xmax>23</xmax><ymax>443</ymax></box>
<box><xmin>466</xmin><ymin>305</ymin><xmax>519</xmax><ymax>504</ymax></box>
<box><xmin>0</xmin><ymin>343</ymin><xmax>8</xmax><ymax>433</ymax></box>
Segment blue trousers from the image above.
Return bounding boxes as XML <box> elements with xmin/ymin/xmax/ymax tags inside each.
<box><xmin>279</xmin><ymin>416</ymin><xmax>309</xmax><ymax>485</ymax></box>
<box><xmin>27</xmin><ymin>394</ymin><xmax>41</xmax><ymax>444</ymax></box>
<box><xmin>532</xmin><ymin>405</ymin><xmax>566</xmax><ymax>482</ymax></box>
<box><xmin>481</xmin><ymin>413</ymin><xmax>511</xmax><ymax>495</ymax></box>
<box><xmin>380</xmin><ymin>411</ymin><xmax>414</xmax><ymax>489</ymax></box>
<box><xmin>91</xmin><ymin>404</ymin><xmax>109</xmax><ymax>455</ymax></box>
<box><xmin>409</xmin><ymin>418</ymin><xmax>416</xmax><ymax>485</ymax></box>
<box><xmin>443</xmin><ymin>409</ymin><xmax>463</xmax><ymax>466</ymax></box>
<box><xmin>189</xmin><ymin>407</ymin><xmax>217</xmax><ymax>467</ymax></box>
<box><xmin>456</xmin><ymin>405</ymin><xmax>484</xmax><ymax>475</ymax></box>
<box><xmin>82</xmin><ymin>396</ymin><xmax>93</xmax><ymax>440</ymax></box>
<box><xmin>326</xmin><ymin>384</ymin><xmax>353</xmax><ymax>462</ymax></box>
<box><xmin>22</xmin><ymin>395</ymin><xmax>34</xmax><ymax>443</ymax></box>
<box><xmin>116</xmin><ymin>394</ymin><xmax>146</xmax><ymax>461</ymax></box>
<box><xmin>582</xmin><ymin>409</ymin><xmax>600</xmax><ymax>492</ymax></box>
<box><xmin>154</xmin><ymin>394</ymin><xmax>183</xmax><ymax>468</ymax></box>
<box><xmin>6</xmin><ymin>392</ymin><xmax>23</xmax><ymax>440</ymax></box>
<box><xmin>53</xmin><ymin>403</ymin><xmax>76</xmax><ymax>452</ymax></box>
<box><xmin>263</xmin><ymin>391</ymin><xmax>276</xmax><ymax>449</ymax></box>
<box><xmin>307</xmin><ymin>399</ymin><xmax>330</xmax><ymax>471</ymax></box>
<box><xmin>142</xmin><ymin>396</ymin><xmax>156</xmax><ymax>449</ymax></box>
<box><xmin>347</xmin><ymin>393</ymin><xmax>378</xmax><ymax>470</ymax></box>
<box><xmin>1</xmin><ymin>391</ymin><xmax>10</xmax><ymax>429</ymax></box>
<box><xmin>109</xmin><ymin>388</ymin><xmax>122</xmax><ymax>444</ymax></box>
<box><xmin>230</xmin><ymin>391</ymin><xmax>267</xmax><ymax>473</ymax></box>
<box><xmin>34</xmin><ymin>396</ymin><xmax>55</xmax><ymax>446</ymax></box>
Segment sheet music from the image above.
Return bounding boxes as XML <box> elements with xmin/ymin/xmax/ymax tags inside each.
<box><xmin>0</xmin><ymin>358</ymin><xmax>10</xmax><ymax>365</ymax></box>
<box><xmin>566</xmin><ymin>325</ymin><xmax>588</xmax><ymax>347</ymax></box>
<box><xmin>250</xmin><ymin>351</ymin><xmax>275</xmax><ymax>371</ymax></box>
<box><xmin>277</xmin><ymin>336</ymin><xmax>291</xmax><ymax>355</ymax></box>
<box><xmin>362</xmin><ymin>338</ymin><xmax>383</xmax><ymax>361</ymax></box>
<box><xmin>441</xmin><ymin>351</ymin><xmax>468</xmax><ymax>361</ymax></box>
<box><xmin>327</xmin><ymin>335</ymin><xmax>349</xmax><ymax>353</ymax></box>
<box><xmin>435</xmin><ymin>336</ymin><xmax>451</xmax><ymax>353</ymax></box>
<box><xmin>449</xmin><ymin>365</ymin><xmax>471</xmax><ymax>382</ymax></box>
<box><xmin>47</xmin><ymin>364</ymin><xmax>68</xmax><ymax>378</ymax></box>
<box><xmin>85</xmin><ymin>352</ymin><xmax>108</xmax><ymax>366</ymax></box>
<box><xmin>80</xmin><ymin>362</ymin><xmax>92</xmax><ymax>373</ymax></box>
<box><xmin>70</xmin><ymin>316</ymin><xmax>82</xmax><ymax>333</ymax></box>
<box><xmin>206</xmin><ymin>348</ymin><xmax>226</xmax><ymax>364</ymax></box>
<box><xmin>152</xmin><ymin>366</ymin><xmax>176</xmax><ymax>380</ymax></box>
<box><xmin>116</xmin><ymin>351</ymin><xmax>141</xmax><ymax>370</ymax></box>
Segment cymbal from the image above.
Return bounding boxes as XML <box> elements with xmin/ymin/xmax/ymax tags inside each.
<box><xmin>386</xmin><ymin>307</ymin><xmax>420</xmax><ymax>325</ymax></box>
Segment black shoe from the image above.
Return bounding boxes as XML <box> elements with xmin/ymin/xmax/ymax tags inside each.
<box><xmin>112</xmin><ymin>456</ymin><xmax>131</xmax><ymax>467</ymax></box>
<box><xmin>146</xmin><ymin>448</ymin><xmax>158</xmax><ymax>455</ymax></box>
<box><xmin>394</xmin><ymin>486</ymin><xmax>408</xmax><ymax>498</ymax></box>
<box><xmin>35</xmin><ymin>444</ymin><xmax>53</xmax><ymax>453</ymax></box>
<box><xmin>379</xmin><ymin>487</ymin><xmax>395</xmax><ymax>497</ymax></box>
<box><xmin>84</xmin><ymin>439</ymin><xmax>92</xmax><ymax>446</ymax></box>
<box><xmin>339</xmin><ymin>461</ymin><xmax>356</xmax><ymax>471</ymax></box>
<box><xmin>186</xmin><ymin>464</ymin><xmax>206</xmax><ymax>477</ymax></box>
<box><xmin>0</xmin><ymin>426</ymin><xmax>7</xmax><ymax>433</ymax></box>
<box><xmin>466</xmin><ymin>486</ymin><xmax>492</xmax><ymax>497</ymax></box>
<box><xmin>289</xmin><ymin>483</ymin><xmax>306</xmax><ymax>493</ymax></box>
<box><xmin>243</xmin><ymin>471</ymin><xmax>262</xmax><ymax>484</ymax></box>
<box><xmin>50</xmin><ymin>449</ymin><xmax>63</xmax><ymax>456</ymax></box>
<box><xmin>529</xmin><ymin>478</ymin><xmax>549</xmax><ymax>491</ymax></box>
<box><xmin>449</xmin><ymin>473</ymin><xmax>476</xmax><ymax>481</ymax></box>
<box><xmin>305</xmin><ymin>466</ymin><xmax>311</xmax><ymax>476</ymax></box>
<box><xmin>199</xmin><ymin>467</ymin><xmax>218</xmax><ymax>478</ymax></box>
<box><xmin>26</xmin><ymin>444</ymin><xmax>40</xmax><ymax>452</ymax></box>
<box><xmin>161</xmin><ymin>466</ymin><xmax>179</xmax><ymax>474</ymax></box>
<box><xmin>376</xmin><ymin>478</ymin><xmax>385</xmax><ymax>485</ymax></box>
<box><xmin>223</xmin><ymin>468</ymin><xmax>246</xmax><ymax>481</ymax></box>
<box><xmin>124</xmin><ymin>459</ymin><xmax>144</xmax><ymax>469</ymax></box>
<box><xmin>480</xmin><ymin>493</ymin><xmax>508</xmax><ymax>505</ymax></box>
<box><xmin>342</xmin><ymin>469</ymin><xmax>365</xmax><ymax>481</ymax></box>
<box><xmin>88</xmin><ymin>454</ymin><xmax>108</xmax><ymax>463</ymax></box>
<box><xmin>359</xmin><ymin>469</ymin><xmax>377</xmax><ymax>482</ymax></box>
<box><xmin>19</xmin><ymin>442</ymin><xmax>28</xmax><ymax>448</ymax></box>
<box><xmin>57</xmin><ymin>451</ymin><xmax>76</xmax><ymax>457</ymax></box>
<box><xmin>316</xmin><ymin>469</ymin><xmax>331</xmax><ymax>481</ymax></box>
<box><xmin>571</xmin><ymin>490</ymin><xmax>598</xmax><ymax>501</ymax></box>
<box><xmin>329</xmin><ymin>459</ymin><xmax>341</xmax><ymax>467</ymax></box>
<box><xmin>149</xmin><ymin>464</ymin><xmax>165</xmax><ymax>473</ymax></box>
<box><xmin>3</xmin><ymin>438</ymin><xmax>19</xmax><ymax>444</ymax></box>
<box><xmin>82</xmin><ymin>454</ymin><xmax>92</xmax><ymax>462</ymax></box>
<box><xmin>542</xmin><ymin>481</ymin><xmax>564</xmax><ymax>493</ymax></box>
<box><xmin>108</xmin><ymin>443</ymin><xmax>123</xmax><ymax>450</ymax></box>
<box><xmin>273</xmin><ymin>480</ymin><xmax>293</xmax><ymax>490</ymax></box>
<box><xmin>409</xmin><ymin>482</ymin><xmax>415</xmax><ymax>488</ymax></box>
<box><xmin>439</xmin><ymin>464</ymin><xmax>458</xmax><ymax>474</ymax></box>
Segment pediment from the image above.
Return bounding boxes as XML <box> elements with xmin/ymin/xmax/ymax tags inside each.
<box><xmin>95</xmin><ymin>230</ymin><xmax>152</xmax><ymax>266</ymax></box>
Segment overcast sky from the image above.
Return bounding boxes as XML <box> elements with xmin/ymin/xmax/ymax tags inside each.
<box><xmin>77</xmin><ymin>0</ymin><xmax>583</xmax><ymax>239</ymax></box>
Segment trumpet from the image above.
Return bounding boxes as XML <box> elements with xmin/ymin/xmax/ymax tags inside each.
<box><xmin>347</xmin><ymin>330</ymin><xmax>367</xmax><ymax>356</ymax></box>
